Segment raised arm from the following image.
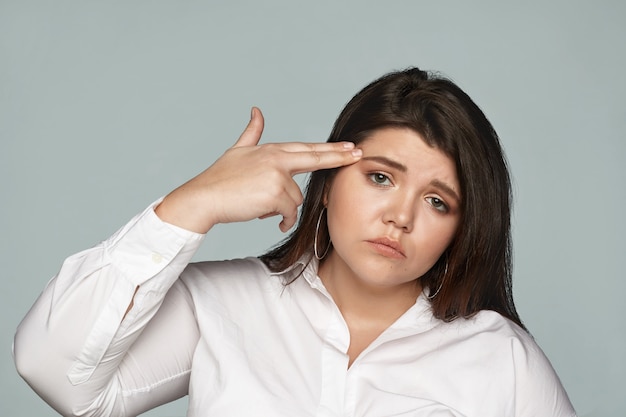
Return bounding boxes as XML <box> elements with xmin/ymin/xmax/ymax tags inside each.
<box><xmin>14</xmin><ymin>108</ymin><xmax>362</xmax><ymax>416</ymax></box>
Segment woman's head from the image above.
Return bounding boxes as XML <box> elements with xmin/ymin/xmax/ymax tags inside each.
<box><xmin>321</xmin><ymin>126</ymin><xmax>462</xmax><ymax>299</ymax></box>
<box><xmin>262</xmin><ymin>67</ymin><xmax>522</xmax><ymax>327</ymax></box>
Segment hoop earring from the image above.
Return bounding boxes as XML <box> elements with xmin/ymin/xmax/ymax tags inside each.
<box><xmin>427</xmin><ymin>261</ymin><xmax>448</xmax><ymax>300</ymax></box>
<box><xmin>314</xmin><ymin>207</ymin><xmax>330</xmax><ymax>260</ymax></box>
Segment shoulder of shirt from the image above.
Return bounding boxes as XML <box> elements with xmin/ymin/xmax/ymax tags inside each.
<box><xmin>445</xmin><ymin>312</ymin><xmax>575</xmax><ymax>414</ymax></box>
<box><xmin>182</xmin><ymin>256</ymin><xmax>271</xmax><ymax>281</ymax></box>
<box><xmin>177</xmin><ymin>255</ymin><xmax>312</xmax><ymax>291</ymax></box>
<box><xmin>442</xmin><ymin>309</ymin><xmax>543</xmax><ymax>358</ymax></box>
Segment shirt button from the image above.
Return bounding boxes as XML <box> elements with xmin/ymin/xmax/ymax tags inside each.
<box><xmin>151</xmin><ymin>253</ymin><xmax>163</xmax><ymax>264</ymax></box>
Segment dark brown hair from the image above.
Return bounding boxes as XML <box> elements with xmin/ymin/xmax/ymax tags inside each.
<box><xmin>261</xmin><ymin>67</ymin><xmax>524</xmax><ymax>329</ymax></box>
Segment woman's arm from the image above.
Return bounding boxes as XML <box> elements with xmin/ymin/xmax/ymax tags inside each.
<box><xmin>14</xmin><ymin>108</ymin><xmax>362</xmax><ymax>416</ymax></box>
<box><xmin>14</xmin><ymin>203</ymin><xmax>204</xmax><ymax>416</ymax></box>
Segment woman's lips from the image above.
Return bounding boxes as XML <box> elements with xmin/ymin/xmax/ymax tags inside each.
<box><xmin>366</xmin><ymin>237</ymin><xmax>406</xmax><ymax>259</ymax></box>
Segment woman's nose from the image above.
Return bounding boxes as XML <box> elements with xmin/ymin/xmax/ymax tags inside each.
<box><xmin>382</xmin><ymin>193</ymin><xmax>416</xmax><ymax>232</ymax></box>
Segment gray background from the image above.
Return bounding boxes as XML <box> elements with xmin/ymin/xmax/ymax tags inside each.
<box><xmin>1</xmin><ymin>1</ymin><xmax>624</xmax><ymax>416</ymax></box>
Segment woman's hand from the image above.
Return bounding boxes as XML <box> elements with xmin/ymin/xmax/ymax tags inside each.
<box><xmin>155</xmin><ymin>107</ymin><xmax>362</xmax><ymax>234</ymax></box>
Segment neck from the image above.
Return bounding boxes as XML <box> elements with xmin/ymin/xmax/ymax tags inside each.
<box><xmin>317</xmin><ymin>254</ymin><xmax>421</xmax><ymax>328</ymax></box>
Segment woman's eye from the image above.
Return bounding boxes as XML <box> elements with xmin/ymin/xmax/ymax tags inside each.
<box><xmin>369</xmin><ymin>173</ymin><xmax>391</xmax><ymax>186</ymax></box>
<box><xmin>426</xmin><ymin>197</ymin><xmax>448</xmax><ymax>213</ymax></box>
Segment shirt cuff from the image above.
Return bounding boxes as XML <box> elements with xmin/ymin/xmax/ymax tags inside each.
<box><xmin>105</xmin><ymin>199</ymin><xmax>205</xmax><ymax>288</ymax></box>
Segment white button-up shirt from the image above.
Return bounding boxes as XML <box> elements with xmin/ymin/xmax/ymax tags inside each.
<box><xmin>14</xmin><ymin>202</ymin><xmax>576</xmax><ymax>417</ymax></box>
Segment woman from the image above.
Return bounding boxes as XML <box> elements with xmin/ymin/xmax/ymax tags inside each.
<box><xmin>14</xmin><ymin>68</ymin><xmax>576</xmax><ymax>416</ymax></box>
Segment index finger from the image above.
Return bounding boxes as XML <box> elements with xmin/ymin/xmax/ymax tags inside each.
<box><xmin>276</xmin><ymin>141</ymin><xmax>355</xmax><ymax>153</ymax></box>
<box><xmin>285</xmin><ymin>145</ymin><xmax>363</xmax><ymax>175</ymax></box>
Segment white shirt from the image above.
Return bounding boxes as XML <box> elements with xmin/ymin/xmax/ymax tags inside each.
<box><xmin>14</xmin><ymin>202</ymin><xmax>577</xmax><ymax>417</ymax></box>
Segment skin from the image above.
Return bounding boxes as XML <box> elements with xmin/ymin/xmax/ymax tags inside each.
<box><xmin>318</xmin><ymin>128</ymin><xmax>461</xmax><ymax>365</ymax></box>
<box><xmin>154</xmin><ymin>107</ymin><xmax>362</xmax><ymax>233</ymax></box>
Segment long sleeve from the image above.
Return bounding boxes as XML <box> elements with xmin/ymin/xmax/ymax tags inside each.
<box><xmin>510</xmin><ymin>333</ymin><xmax>577</xmax><ymax>417</ymax></box>
<box><xmin>14</xmin><ymin>201</ymin><xmax>205</xmax><ymax>417</ymax></box>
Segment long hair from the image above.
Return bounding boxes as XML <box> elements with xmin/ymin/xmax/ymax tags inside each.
<box><xmin>261</xmin><ymin>67</ymin><xmax>524</xmax><ymax>329</ymax></box>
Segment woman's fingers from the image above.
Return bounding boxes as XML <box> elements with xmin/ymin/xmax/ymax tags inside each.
<box><xmin>230</xmin><ymin>133</ymin><xmax>361</xmax><ymax>230</ymax></box>
<box><xmin>281</xmin><ymin>176</ymin><xmax>304</xmax><ymax>208</ymax></box>
<box><xmin>156</xmin><ymin>108</ymin><xmax>362</xmax><ymax>234</ymax></box>
<box><xmin>271</xmin><ymin>191</ymin><xmax>302</xmax><ymax>232</ymax></box>
<box><xmin>256</xmin><ymin>175</ymin><xmax>302</xmax><ymax>222</ymax></box>
<box><xmin>232</xmin><ymin>107</ymin><xmax>265</xmax><ymax>148</ymax></box>
<box><xmin>283</xmin><ymin>145</ymin><xmax>363</xmax><ymax>175</ymax></box>
<box><xmin>275</xmin><ymin>179</ymin><xmax>304</xmax><ymax>231</ymax></box>
<box><xmin>274</xmin><ymin>141</ymin><xmax>354</xmax><ymax>153</ymax></box>
<box><xmin>234</xmin><ymin>107</ymin><xmax>361</xmax><ymax>175</ymax></box>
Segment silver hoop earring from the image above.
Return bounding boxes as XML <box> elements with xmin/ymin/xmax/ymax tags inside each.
<box><xmin>314</xmin><ymin>207</ymin><xmax>330</xmax><ymax>260</ymax></box>
<box><xmin>427</xmin><ymin>262</ymin><xmax>448</xmax><ymax>300</ymax></box>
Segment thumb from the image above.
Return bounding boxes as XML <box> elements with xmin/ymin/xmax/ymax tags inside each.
<box><xmin>233</xmin><ymin>107</ymin><xmax>265</xmax><ymax>148</ymax></box>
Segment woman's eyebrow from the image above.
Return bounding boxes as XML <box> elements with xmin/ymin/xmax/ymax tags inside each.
<box><xmin>430</xmin><ymin>179</ymin><xmax>461</xmax><ymax>204</ymax></box>
<box><xmin>361</xmin><ymin>156</ymin><xmax>407</xmax><ymax>172</ymax></box>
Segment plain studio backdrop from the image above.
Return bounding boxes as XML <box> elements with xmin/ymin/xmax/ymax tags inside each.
<box><xmin>1</xmin><ymin>1</ymin><xmax>624</xmax><ymax>416</ymax></box>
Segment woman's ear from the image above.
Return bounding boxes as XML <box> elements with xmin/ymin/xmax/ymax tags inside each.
<box><xmin>322</xmin><ymin>180</ymin><xmax>330</xmax><ymax>206</ymax></box>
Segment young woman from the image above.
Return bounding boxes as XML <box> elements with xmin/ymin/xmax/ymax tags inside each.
<box><xmin>14</xmin><ymin>68</ymin><xmax>576</xmax><ymax>416</ymax></box>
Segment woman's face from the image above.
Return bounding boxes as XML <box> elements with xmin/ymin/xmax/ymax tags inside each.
<box><xmin>322</xmin><ymin>127</ymin><xmax>461</xmax><ymax>293</ymax></box>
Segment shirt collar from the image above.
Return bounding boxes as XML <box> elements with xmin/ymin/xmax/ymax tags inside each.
<box><xmin>266</xmin><ymin>252</ymin><xmax>439</xmax><ymax>333</ymax></box>
<box><xmin>266</xmin><ymin>251</ymin><xmax>322</xmax><ymax>287</ymax></box>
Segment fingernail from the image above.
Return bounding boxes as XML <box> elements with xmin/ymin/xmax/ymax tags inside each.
<box><xmin>342</xmin><ymin>142</ymin><xmax>355</xmax><ymax>149</ymax></box>
<box><xmin>352</xmin><ymin>149</ymin><xmax>362</xmax><ymax>157</ymax></box>
<box><xmin>250</xmin><ymin>107</ymin><xmax>256</xmax><ymax>120</ymax></box>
